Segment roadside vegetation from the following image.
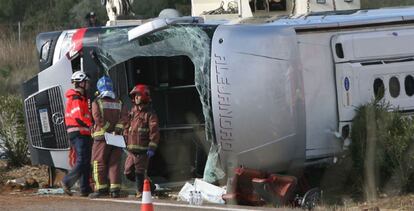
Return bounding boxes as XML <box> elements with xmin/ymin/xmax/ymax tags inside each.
<box><xmin>347</xmin><ymin>101</ymin><xmax>414</xmax><ymax>201</ymax></box>
<box><xmin>0</xmin><ymin>95</ymin><xmax>28</xmax><ymax>167</ymax></box>
<box><xmin>0</xmin><ymin>35</ymin><xmax>37</xmax><ymax>95</ymax></box>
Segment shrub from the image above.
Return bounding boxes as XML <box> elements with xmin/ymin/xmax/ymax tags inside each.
<box><xmin>0</xmin><ymin>95</ymin><xmax>29</xmax><ymax>167</ymax></box>
<box><xmin>349</xmin><ymin>100</ymin><xmax>414</xmax><ymax>200</ymax></box>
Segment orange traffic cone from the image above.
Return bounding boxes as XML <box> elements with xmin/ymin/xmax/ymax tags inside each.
<box><xmin>141</xmin><ymin>179</ymin><xmax>154</xmax><ymax>211</ymax></box>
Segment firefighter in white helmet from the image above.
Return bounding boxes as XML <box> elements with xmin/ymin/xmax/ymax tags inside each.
<box><xmin>61</xmin><ymin>70</ymin><xmax>93</xmax><ymax>197</ymax></box>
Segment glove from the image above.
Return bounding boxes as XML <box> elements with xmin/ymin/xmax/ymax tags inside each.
<box><xmin>147</xmin><ymin>149</ymin><xmax>155</xmax><ymax>158</ymax></box>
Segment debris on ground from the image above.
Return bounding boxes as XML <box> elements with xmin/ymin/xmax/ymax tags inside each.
<box><xmin>178</xmin><ymin>182</ymin><xmax>194</xmax><ymax>202</ymax></box>
<box><xmin>167</xmin><ymin>192</ymin><xmax>179</xmax><ymax>200</ymax></box>
<box><xmin>5</xmin><ymin>177</ymin><xmax>39</xmax><ymax>191</ymax></box>
<box><xmin>1</xmin><ymin>160</ymin><xmax>414</xmax><ymax>210</ymax></box>
<box><xmin>0</xmin><ymin>160</ymin><xmax>48</xmax><ymax>193</ymax></box>
<box><xmin>5</xmin><ymin>177</ymin><xmax>25</xmax><ymax>191</ymax></box>
<box><xmin>37</xmin><ymin>188</ymin><xmax>65</xmax><ymax>195</ymax></box>
<box><xmin>178</xmin><ymin>178</ymin><xmax>226</xmax><ymax>204</ymax></box>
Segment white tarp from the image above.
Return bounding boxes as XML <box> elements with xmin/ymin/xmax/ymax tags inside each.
<box><xmin>178</xmin><ymin>178</ymin><xmax>226</xmax><ymax>204</ymax></box>
<box><xmin>194</xmin><ymin>178</ymin><xmax>226</xmax><ymax>204</ymax></box>
<box><xmin>178</xmin><ymin>182</ymin><xmax>196</xmax><ymax>202</ymax></box>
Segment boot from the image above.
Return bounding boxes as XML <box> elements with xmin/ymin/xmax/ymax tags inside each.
<box><xmin>88</xmin><ymin>189</ymin><xmax>108</xmax><ymax>198</ymax></box>
<box><xmin>110</xmin><ymin>190</ymin><xmax>120</xmax><ymax>198</ymax></box>
<box><xmin>135</xmin><ymin>173</ymin><xmax>144</xmax><ymax>193</ymax></box>
<box><xmin>60</xmin><ymin>181</ymin><xmax>73</xmax><ymax>196</ymax></box>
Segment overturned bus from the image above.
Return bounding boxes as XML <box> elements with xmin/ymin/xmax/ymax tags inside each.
<box><xmin>22</xmin><ymin>5</ymin><xmax>414</xmax><ymax>205</ymax></box>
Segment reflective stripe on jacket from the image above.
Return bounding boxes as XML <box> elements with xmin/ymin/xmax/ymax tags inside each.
<box><xmin>64</xmin><ymin>88</ymin><xmax>92</xmax><ymax>137</ymax></box>
<box><xmin>91</xmin><ymin>97</ymin><xmax>128</xmax><ymax>140</ymax></box>
<box><xmin>125</xmin><ymin>105</ymin><xmax>160</xmax><ymax>154</ymax></box>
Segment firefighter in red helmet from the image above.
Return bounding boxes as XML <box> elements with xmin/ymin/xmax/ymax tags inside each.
<box><xmin>124</xmin><ymin>84</ymin><xmax>160</xmax><ymax>198</ymax></box>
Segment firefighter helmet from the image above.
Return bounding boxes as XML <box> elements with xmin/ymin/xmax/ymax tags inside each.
<box><xmin>97</xmin><ymin>76</ymin><xmax>114</xmax><ymax>93</ymax></box>
<box><xmin>130</xmin><ymin>84</ymin><xmax>151</xmax><ymax>103</ymax></box>
<box><xmin>71</xmin><ymin>71</ymin><xmax>89</xmax><ymax>83</ymax></box>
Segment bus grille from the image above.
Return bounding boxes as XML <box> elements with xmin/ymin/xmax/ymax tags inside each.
<box><xmin>24</xmin><ymin>86</ymin><xmax>69</xmax><ymax>150</ymax></box>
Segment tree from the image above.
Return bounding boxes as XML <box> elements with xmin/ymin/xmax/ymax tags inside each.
<box><xmin>23</xmin><ymin>0</ymin><xmax>81</xmax><ymax>30</ymax></box>
<box><xmin>0</xmin><ymin>0</ymin><xmax>27</xmax><ymax>22</ymax></box>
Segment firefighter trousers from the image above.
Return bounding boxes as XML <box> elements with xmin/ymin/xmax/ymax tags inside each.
<box><xmin>63</xmin><ymin>135</ymin><xmax>92</xmax><ymax>194</ymax></box>
<box><xmin>91</xmin><ymin>140</ymin><xmax>122</xmax><ymax>192</ymax></box>
<box><xmin>124</xmin><ymin>152</ymin><xmax>149</xmax><ymax>193</ymax></box>
<box><xmin>124</xmin><ymin>152</ymin><xmax>148</xmax><ymax>179</ymax></box>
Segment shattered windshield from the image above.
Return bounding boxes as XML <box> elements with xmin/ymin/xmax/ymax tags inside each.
<box><xmin>97</xmin><ymin>26</ymin><xmax>217</xmax><ymax>148</ymax></box>
<box><xmin>95</xmin><ymin>24</ymin><xmax>216</xmax><ymax>144</ymax></box>
<box><xmin>95</xmin><ymin>24</ymin><xmax>227</xmax><ymax>183</ymax></box>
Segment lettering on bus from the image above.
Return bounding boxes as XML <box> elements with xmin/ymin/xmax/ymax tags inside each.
<box><xmin>214</xmin><ymin>53</ymin><xmax>233</xmax><ymax>151</ymax></box>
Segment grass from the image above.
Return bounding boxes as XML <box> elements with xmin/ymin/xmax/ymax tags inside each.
<box><xmin>0</xmin><ymin>30</ymin><xmax>38</xmax><ymax>95</ymax></box>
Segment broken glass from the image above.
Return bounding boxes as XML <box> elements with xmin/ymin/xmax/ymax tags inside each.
<box><xmin>95</xmin><ymin>25</ymin><xmax>223</xmax><ymax>182</ymax></box>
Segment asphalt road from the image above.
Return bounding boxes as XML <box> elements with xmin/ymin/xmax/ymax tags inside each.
<box><xmin>1</xmin><ymin>192</ymin><xmax>407</xmax><ymax>210</ymax></box>
<box><xmin>0</xmin><ymin>194</ymin><xmax>298</xmax><ymax>211</ymax></box>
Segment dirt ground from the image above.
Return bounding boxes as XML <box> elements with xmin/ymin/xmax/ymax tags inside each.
<box><xmin>1</xmin><ymin>160</ymin><xmax>414</xmax><ymax>210</ymax></box>
<box><xmin>0</xmin><ymin>160</ymin><xmax>48</xmax><ymax>183</ymax></box>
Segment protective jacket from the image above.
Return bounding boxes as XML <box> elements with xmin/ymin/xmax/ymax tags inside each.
<box><xmin>91</xmin><ymin>97</ymin><xmax>128</xmax><ymax>140</ymax></box>
<box><xmin>64</xmin><ymin>88</ymin><xmax>92</xmax><ymax>138</ymax></box>
<box><xmin>91</xmin><ymin>97</ymin><xmax>127</xmax><ymax>192</ymax></box>
<box><xmin>125</xmin><ymin>105</ymin><xmax>160</xmax><ymax>154</ymax></box>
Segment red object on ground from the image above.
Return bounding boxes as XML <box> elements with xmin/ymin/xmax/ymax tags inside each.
<box><xmin>223</xmin><ymin>167</ymin><xmax>297</xmax><ymax>206</ymax></box>
<box><xmin>252</xmin><ymin>174</ymin><xmax>297</xmax><ymax>206</ymax></box>
<box><xmin>141</xmin><ymin>179</ymin><xmax>154</xmax><ymax>211</ymax></box>
<box><xmin>222</xmin><ymin>167</ymin><xmax>268</xmax><ymax>206</ymax></box>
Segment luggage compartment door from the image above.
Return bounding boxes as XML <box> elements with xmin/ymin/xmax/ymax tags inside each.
<box><xmin>332</xmin><ymin>28</ymin><xmax>414</xmax><ymax>123</ymax></box>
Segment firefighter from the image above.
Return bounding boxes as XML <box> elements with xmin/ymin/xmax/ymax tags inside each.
<box><xmin>89</xmin><ymin>76</ymin><xmax>128</xmax><ymax>198</ymax></box>
<box><xmin>62</xmin><ymin>70</ymin><xmax>93</xmax><ymax>197</ymax></box>
<box><xmin>85</xmin><ymin>11</ymin><xmax>101</xmax><ymax>27</ymax></box>
<box><xmin>124</xmin><ymin>84</ymin><xmax>160</xmax><ymax>198</ymax></box>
